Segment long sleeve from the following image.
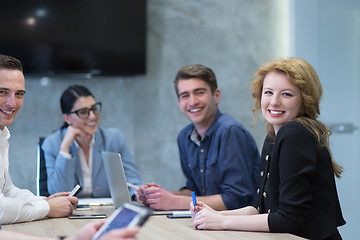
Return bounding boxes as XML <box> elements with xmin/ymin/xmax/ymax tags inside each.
<box><xmin>177</xmin><ymin>111</ymin><xmax>260</xmax><ymax>210</ymax></box>
<box><xmin>42</xmin><ymin>129</ymin><xmax>78</xmax><ymax>194</ymax></box>
<box><xmin>216</xmin><ymin>125</ymin><xmax>260</xmax><ymax>209</ymax></box>
<box><xmin>258</xmin><ymin>121</ymin><xmax>345</xmax><ymax>239</ymax></box>
<box><xmin>0</xmin><ymin>170</ymin><xmax>49</xmax><ymax>224</ymax></box>
<box><xmin>43</xmin><ymin>127</ymin><xmax>142</xmax><ymax>198</ymax></box>
<box><xmin>0</xmin><ymin>127</ymin><xmax>49</xmax><ymax>224</ymax></box>
<box><xmin>178</xmin><ymin>135</ymin><xmax>197</xmax><ymax>191</ymax></box>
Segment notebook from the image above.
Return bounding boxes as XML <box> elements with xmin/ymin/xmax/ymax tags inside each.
<box><xmin>101</xmin><ymin>151</ymin><xmax>131</xmax><ymax>208</ymax></box>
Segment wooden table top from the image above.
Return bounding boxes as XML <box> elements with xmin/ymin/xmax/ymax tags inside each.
<box><xmin>3</xmin><ymin>205</ymin><xmax>304</xmax><ymax>240</ymax></box>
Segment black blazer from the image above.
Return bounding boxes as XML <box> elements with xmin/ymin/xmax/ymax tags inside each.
<box><xmin>255</xmin><ymin>121</ymin><xmax>345</xmax><ymax>240</ymax></box>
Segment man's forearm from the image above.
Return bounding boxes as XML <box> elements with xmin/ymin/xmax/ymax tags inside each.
<box><xmin>172</xmin><ymin>193</ymin><xmax>226</xmax><ymax>210</ymax></box>
<box><xmin>197</xmin><ymin>194</ymin><xmax>226</xmax><ymax>210</ymax></box>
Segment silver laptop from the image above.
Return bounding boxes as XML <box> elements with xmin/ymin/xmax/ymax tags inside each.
<box><xmin>102</xmin><ymin>151</ymin><xmax>131</xmax><ymax>208</ymax></box>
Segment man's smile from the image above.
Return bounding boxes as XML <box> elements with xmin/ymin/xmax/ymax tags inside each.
<box><xmin>189</xmin><ymin>107</ymin><xmax>204</xmax><ymax>113</ymax></box>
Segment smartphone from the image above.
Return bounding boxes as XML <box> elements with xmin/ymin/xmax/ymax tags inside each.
<box><xmin>76</xmin><ymin>205</ymin><xmax>93</xmax><ymax>211</ymax></box>
<box><xmin>92</xmin><ymin>203</ymin><xmax>152</xmax><ymax>240</ymax></box>
<box><xmin>69</xmin><ymin>214</ymin><xmax>107</xmax><ymax>219</ymax></box>
<box><xmin>166</xmin><ymin>210</ymin><xmax>192</xmax><ymax>219</ymax></box>
<box><xmin>166</xmin><ymin>214</ymin><xmax>191</xmax><ymax>219</ymax></box>
<box><xmin>68</xmin><ymin>184</ymin><xmax>82</xmax><ymax>197</ymax></box>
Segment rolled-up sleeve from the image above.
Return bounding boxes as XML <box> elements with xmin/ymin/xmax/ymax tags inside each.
<box><xmin>218</xmin><ymin>126</ymin><xmax>259</xmax><ymax>209</ymax></box>
<box><xmin>177</xmin><ymin>117</ymin><xmax>260</xmax><ymax>210</ymax></box>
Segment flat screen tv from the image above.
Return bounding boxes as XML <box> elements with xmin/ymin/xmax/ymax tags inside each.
<box><xmin>0</xmin><ymin>0</ymin><xmax>146</xmax><ymax>76</ymax></box>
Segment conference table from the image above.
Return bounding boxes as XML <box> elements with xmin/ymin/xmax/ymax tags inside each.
<box><xmin>3</xmin><ymin>205</ymin><xmax>305</xmax><ymax>240</ymax></box>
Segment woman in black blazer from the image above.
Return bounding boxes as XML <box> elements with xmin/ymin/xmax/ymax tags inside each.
<box><xmin>190</xmin><ymin>58</ymin><xmax>345</xmax><ymax>240</ymax></box>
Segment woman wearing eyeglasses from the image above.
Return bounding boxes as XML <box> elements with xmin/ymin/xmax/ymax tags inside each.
<box><xmin>42</xmin><ymin>85</ymin><xmax>142</xmax><ymax>198</ymax></box>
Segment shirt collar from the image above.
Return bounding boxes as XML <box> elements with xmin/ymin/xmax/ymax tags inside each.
<box><xmin>189</xmin><ymin>110</ymin><xmax>222</xmax><ymax>146</ymax></box>
<box><xmin>190</xmin><ymin>128</ymin><xmax>202</xmax><ymax>146</ymax></box>
<box><xmin>0</xmin><ymin>127</ymin><xmax>10</xmax><ymax>140</ymax></box>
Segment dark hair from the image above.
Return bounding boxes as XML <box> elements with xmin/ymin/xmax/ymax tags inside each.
<box><xmin>0</xmin><ymin>54</ymin><xmax>23</xmax><ymax>72</ymax></box>
<box><xmin>60</xmin><ymin>85</ymin><xmax>94</xmax><ymax>128</ymax></box>
<box><xmin>173</xmin><ymin>64</ymin><xmax>218</xmax><ymax>98</ymax></box>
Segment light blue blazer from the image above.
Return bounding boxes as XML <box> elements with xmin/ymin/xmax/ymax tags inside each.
<box><xmin>42</xmin><ymin>127</ymin><xmax>142</xmax><ymax>198</ymax></box>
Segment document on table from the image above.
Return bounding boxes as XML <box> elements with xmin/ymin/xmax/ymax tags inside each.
<box><xmin>78</xmin><ymin>198</ymin><xmax>113</xmax><ymax>206</ymax></box>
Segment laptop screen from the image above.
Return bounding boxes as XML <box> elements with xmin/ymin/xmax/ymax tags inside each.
<box><xmin>101</xmin><ymin>151</ymin><xmax>131</xmax><ymax>208</ymax></box>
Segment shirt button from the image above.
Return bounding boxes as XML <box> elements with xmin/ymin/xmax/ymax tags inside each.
<box><xmin>95</xmin><ymin>186</ymin><xmax>100</xmax><ymax>191</ymax></box>
<box><xmin>267</xmin><ymin>172</ymin><xmax>270</xmax><ymax>178</ymax></box>
<box><xmin>202</xmin><ymin>188</ymin><xmax>205</xmax><ymax>193</ymax></box>
<box><xmin>257</xmin><ymin>189</ymin><xmax>260</xmax><ymax>195</ymax></box>
<box><xmin>200</xmin><ymin>169</ymin><xmax>204</xmax><ymax>173</ymax></box>
<box><xmin>200</xmin><ymin>149</ymin><xmax>204</xmax><ymax>153</ymax></box>
<box><xmin>188</xmin><ymin>164</ymin><xmax>191</xmax><ymax>168</ymax></box>
<box><xmin>260</xmin><ymin>171</ymin><xmax>264</xmax><ymax>177</ymax></box>
<box><xmin>265</xmin><ymin>155</ymin><xmax>270</xmax><ymax>161</ymax></box>
<box><xmin>268</xmin><ymin>209</ymin><xmax>271</xmax><ymax>213</ymax></box>
<box><xmin>263</xmin><ymin>192</ymin><xmax>267</xmax><ymax>198</ymax></box>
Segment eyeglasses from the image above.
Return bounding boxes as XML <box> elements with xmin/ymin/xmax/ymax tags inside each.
<box><xmin>69</xmin><ymin>102</ymin><xmax>102</xmax><ymax>119</ymax></box>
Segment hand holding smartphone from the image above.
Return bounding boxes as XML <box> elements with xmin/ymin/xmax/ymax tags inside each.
<box><xmin>92</xmin><ymin>203</ymin><xmax>152</xmax><ymax>240</ymax></box>
<box><xmin>68</xmin><ymin>184</ymin><xmax>82</xmax><ymax>197</ymax></box>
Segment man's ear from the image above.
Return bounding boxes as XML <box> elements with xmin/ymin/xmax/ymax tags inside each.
<box><xmin>178</xmin><ymin>99</ymin><xmax>184</xmax><ymax>113</ymax></box>
<box><xmin>214</xmin><ymin>89</ymin><xmax>221</xmax><ymax>105</ymax></box>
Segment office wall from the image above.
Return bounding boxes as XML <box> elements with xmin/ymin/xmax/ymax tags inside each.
<box><xmin>8</xmin><ymin>0</ymin><xmax>288</xmax><ymax>193</ymax></box>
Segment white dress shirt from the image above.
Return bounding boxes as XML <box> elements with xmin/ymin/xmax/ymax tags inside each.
<box><xmin>75</xmin><ymin>136</ymin><xmax>94</xmax><ymax>197</ymax></box>
<box><xmin>0</xmin><ymin>127</ymin><xmax>49</xmax><ymax>224</ymax></box>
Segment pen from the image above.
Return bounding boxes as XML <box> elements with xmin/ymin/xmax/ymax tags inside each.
<box><xmin>127</xmin><ymin>182</ymin><xmax>139</xmax><ymax>190</ymax></box>
<box><xmin>191</xmin><ymin>191</ymin><xmax>197</xmax><ymax>213</ymax></box>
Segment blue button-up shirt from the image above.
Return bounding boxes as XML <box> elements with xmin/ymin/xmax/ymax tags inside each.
<box><xmin>177</xmin><ymin>110</ymin><xmax>260</xmax><ymax>210</ymax></box>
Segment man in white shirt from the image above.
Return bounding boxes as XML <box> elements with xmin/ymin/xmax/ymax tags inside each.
<box><xmin>0</xmin><ymin>54</ymin><xmax>78</xmax><ymax>224</ymax></box>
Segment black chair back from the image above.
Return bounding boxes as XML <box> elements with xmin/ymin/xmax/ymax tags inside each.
<box><xmin>37</xmin><ymin>137</ymin><xmax>50</xmax><ymax>196</ymax></box>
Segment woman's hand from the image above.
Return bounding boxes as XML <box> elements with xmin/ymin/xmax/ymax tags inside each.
<box><xmin>190</xmin><ymin>200</ymin><xmax>216</xmax><ymax>218</ymax></box>
<box><xmin>190</xmin><ymin>200</ymin><xmax>225</xmax><ymax>230</ymax></box>
<box><xmin>74</xmin><ymin>220</ymin><xmax>139</xmax><ymax>240</ymax></box>
<box><xmin>192</xmin><ymin>206</ymin><xmax>225</xmax><ymax>230</ymax></box>
<box><xmin>60</xmin><ymin>125</ymin><xmax>91</xmax><ymax>153</ymax></box>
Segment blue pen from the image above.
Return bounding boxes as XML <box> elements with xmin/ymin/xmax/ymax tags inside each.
<box><xmin>191</xmin><ymin>191</ymin><xmax>197</xmax><ymax>213</ymax></box>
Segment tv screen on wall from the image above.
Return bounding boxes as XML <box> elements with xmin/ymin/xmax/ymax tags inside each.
<box><xmin>0</xmin><ymin>0</ymin><xmax>146</xmax><ymax>76</ymax></box>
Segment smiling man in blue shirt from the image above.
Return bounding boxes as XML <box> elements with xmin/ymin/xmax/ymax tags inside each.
<box><xmin>137</xmin><ymin>64</ymin><xmax>260</xmax><ymax>210</ymax></box>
